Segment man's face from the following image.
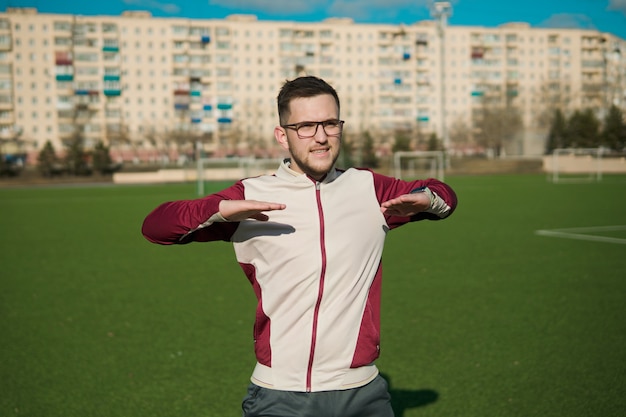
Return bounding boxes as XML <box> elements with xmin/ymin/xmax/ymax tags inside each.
<box><xmin>274</xmin><ymin>94</ymin><xmax>341</xmax><ymax>180</ymax></box>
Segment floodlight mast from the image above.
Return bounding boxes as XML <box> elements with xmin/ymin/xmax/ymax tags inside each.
<box><xmin>431</xmin><ymin>2</ymin><xmax>452</xmax><ymax>151</ymax></box>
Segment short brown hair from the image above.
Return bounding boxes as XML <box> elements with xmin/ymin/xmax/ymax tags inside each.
<box><xmin>277</xmin><ymin>76</ymin><xmax>340</xmax><ymax>125</ymax></box>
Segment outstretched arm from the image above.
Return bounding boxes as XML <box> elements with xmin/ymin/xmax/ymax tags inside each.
<box><xmin>371</xmin><ymin>171</ymin><xmax>457</xmax><ymax>227</ymax></box>
<box><xmin>380</xmin><ymin>192</ymin><xmax>432</xmax><ymax>217</ymax></box>
<box><xmin>218</xmin><ymin>200</ymin><xmax>286</xmax><ymax>222</ymax></box>
<box><xmin>141</xmin><ymin>181</ymin><xmax>285</xmax><ymax>245</ymax></box>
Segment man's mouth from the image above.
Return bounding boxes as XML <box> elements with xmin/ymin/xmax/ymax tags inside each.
<box><xmin>311</xmin><ymin>148</ymin><xmax>328</xmax><ymax>154</ymax></box>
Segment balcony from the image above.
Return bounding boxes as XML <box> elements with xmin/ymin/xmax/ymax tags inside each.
<box><xmin>103</xmin><ymin>89</ymin><xmax>121</xmax><ymax>96</ymax></box>
<box><xmin>74</xmin><ymin>89</ymin><xmax>99</xmax><ymax>96</ymax></box>
<box><xmin>55</xmin><ymin>59</ymin><xmax>73</xmax><ymax>66</ymax></box>
<box><xmin>56</xmin><ymin>74</ymin><xmax>74</xmax><ymax>81</ymax></box>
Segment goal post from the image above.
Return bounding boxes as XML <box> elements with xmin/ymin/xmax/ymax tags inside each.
<box><xmin>548</xmin><ymin>148</ymin><xmax>604</xmax><ymax>183</ymax></box>
<box><xmin>196</xmin><ymin>157</ymin><xmax>281</xmax><ymax>196</ymax></box>
<box><xmin>393</xmin><ymin>151</ymin><xmax>445</xmax><ymax>181</ymax></box>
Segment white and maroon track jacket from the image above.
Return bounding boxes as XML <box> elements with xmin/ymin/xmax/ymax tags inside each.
<box><xmin>142</xmin><ymin>159</ymin><xmax>457</xmax><ymax>393</ymax></box>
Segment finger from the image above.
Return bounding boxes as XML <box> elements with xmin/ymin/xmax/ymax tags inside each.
<box><xmin>251</xmin><ymin>202</ymin><xmax>286</xmax><ymax>211</ymax></box>
<box><xmin>250</xmin><ymin>213</ymin><xmax>270</xmax><ymax>221</ymax></box>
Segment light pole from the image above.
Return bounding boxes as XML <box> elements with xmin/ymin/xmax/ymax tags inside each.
<box><xmin>431</xmin><ymin>2</ymin><xmax>452</xmax><ymax>151</ymax></box>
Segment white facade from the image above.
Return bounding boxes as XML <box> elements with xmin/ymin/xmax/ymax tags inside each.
<box><xmin>0</xmin><ymin>7</ymin><xmax>625</xmax><ymax>161</ymax></box>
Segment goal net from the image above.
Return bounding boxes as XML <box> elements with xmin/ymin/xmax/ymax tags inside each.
<box><xmin>196</xmin><ymin>157</ymin><xmax>281</xmax><ymax>195</ymax></box>
<box><xmin>548</xmin><ymin>148</ymin><xmax>604</xmax><ymax>183</ymax></box>
<box><xmin>393</xmin><ymin>151</ymin><xmax>445</xmax><ymax>181</ymax></box>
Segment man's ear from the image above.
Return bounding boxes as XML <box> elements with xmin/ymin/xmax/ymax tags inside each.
<box><xmin>274</xmin><ymin>126</ymin><xmax>289</xmax><ymax>151</ymax></box>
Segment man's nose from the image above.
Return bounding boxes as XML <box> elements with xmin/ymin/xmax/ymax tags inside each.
<box><xmin>313</xmin><ymin>123</ymin><xmax>329</xmax><ymax>142</ymax></box>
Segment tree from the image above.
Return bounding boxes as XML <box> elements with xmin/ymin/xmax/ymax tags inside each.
<box><xmin>0</xmin><ymin>148</ymin><xmax>6</xmax><ymax>175</ymax></box>
<box><xmin>37</xmin><ymin>140</ymin><xmax>61</xmax><ymax>177</ymax></box>
<box><xmin>92</xmin><ymin>141</ymin><xmax>116</xmax><ymax>175</ymax></box>
<box><xmin>361</xmin><ymin>131</ymin><xmax>379</xmax><ymax>169</ymax></box>
<box><xmin>448</xmin><ymin>116</ymin><xmax>473</xmax><ymax>151</ymax></box>
<box><xmin>338</xmin><ymin>136</ymin><xmax>355</xmax><ymax>169</ymax></box>
<box><xmin>474</xmin><ymin>105</ymin><xmax>523</xmax><ymax>157</ymax></box>
<box><xmin>545</xmin><ymin>109</ymin><xmax>567</xmax><ymax>154</ymax></box>
<box><xmin>565</xmin><ymin>109</ymin><xmax>599</xmax><ymax>148</ymax></box>
<box><xmin>601</xmin><ymin>105</ymin><xmax>626</xmax><ymax>151</ymax></box>
<box><xmin>534</xmin><ymin>79</ymin><xmax>575</xmax><ymax>130</ymax></box>
<box><xmin>427</xmin><ymin>133</ymin><xmax>442</xmax><ymax>151</ymax></box>
<box><xmin>392</xmin><ymin>132</ymin><xmax>411</xmax><ymax>153</ymax></box>
<box><xmin>65</xmin><ymin>132</ymin><xmax>91</xmax><ymax>176</ymax></box>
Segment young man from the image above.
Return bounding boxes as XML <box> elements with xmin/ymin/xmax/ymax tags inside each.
<box><xmin>142</xmin><ymin>76</ymin><xmax>457</xmax><ymax>416</ymax></box>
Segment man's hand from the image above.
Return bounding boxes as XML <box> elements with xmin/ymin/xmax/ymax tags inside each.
<box><xmin>219</xmin><ymin>200</ymin><xmax>286</xmax><ymax>222</ymax></box>
<box><xmin>380</xmin><ymin>193</ymin><xmax>431</xmax><ymax>217</ymax></box>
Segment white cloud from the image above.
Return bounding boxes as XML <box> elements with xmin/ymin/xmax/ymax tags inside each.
<box><xmin>328</xmin><ymin>0</ymin><xmax>432</xmax><ymax>20</ymax></box>
<box><xmin>208</xmin><ymin>0</ymin><xmax>328</xmax><ymax>15</ymax></box>
<box><xmin>607</xmin><ymin>0</ymin><xmax>626</xmax><ymax>15</ymax></box>
<box><xmin>208</xmin><ymin>0</ymin><xmax>437</xmax><ymax>21</ymax></box>
<box><xmin>538</xmin><ymin>13</ymin><xmax>597</xmax><ymax>31</ymax></box>
<box><xmin>123</xmin><ymin>0</ymin><xmax>180</xmax><ymax>14</ymax></box>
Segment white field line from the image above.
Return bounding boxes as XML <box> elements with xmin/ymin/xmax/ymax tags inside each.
<box><xmin>535</xmin><ymin>225</ymin><xmax>626</xmax><ymax>245</ymax></box>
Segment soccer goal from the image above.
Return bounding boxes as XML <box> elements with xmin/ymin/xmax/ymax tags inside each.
<box><xmin>548</xmin><ymin>148</ymin><xmax>604</xmax><ymax>183</ymax></box>
<box><xmin>393</xmin><ymin>151</ymin><xmax>445</xmax><ymax>181</ymax></box>
<box><xmin>196</xmin><ymin>157</ymin><xmax>281</xmax><ymax>195</ymax></box>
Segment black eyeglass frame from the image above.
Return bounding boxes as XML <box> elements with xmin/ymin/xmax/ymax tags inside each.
<box><xmin>281</xmin><ymin>119</ymin><xmax>345</xmax><ymax>138</ymax></box>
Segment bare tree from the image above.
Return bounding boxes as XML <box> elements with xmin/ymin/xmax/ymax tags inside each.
<box><xmin>474</xmin><ymin>104</ymin><xmax>523</xmax><ymax>157</ymax></box>
<box><xmin>448</xmin><ymin>115</ymin><xmax>473</xmax><ymax>152</ymax></box>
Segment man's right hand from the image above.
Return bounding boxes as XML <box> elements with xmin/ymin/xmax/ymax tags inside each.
<box><xmin>219</xmin><ymin>200</ymin><xmax>286</xmax><ymax>222</ymax></box>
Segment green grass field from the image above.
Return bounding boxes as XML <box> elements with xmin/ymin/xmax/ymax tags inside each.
<box><xmin>1</xmin><ymin>174</ymin><xmax>625</xmax><ymax>417</ymax></box>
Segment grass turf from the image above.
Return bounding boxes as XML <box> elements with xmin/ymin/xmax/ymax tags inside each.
<box><xmin>1</xmin><ymin>174</ymin><xmax>625</xmax><ymax>417</ymax></box>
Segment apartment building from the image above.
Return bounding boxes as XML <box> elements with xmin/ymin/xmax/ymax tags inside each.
<box><xmin>0</xmin><ymin>7</ymin><xmax>624</xmax><ymax>163</ymax></box>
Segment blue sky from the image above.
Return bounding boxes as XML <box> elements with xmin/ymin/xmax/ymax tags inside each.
<box><xmin>2</xmin><ymin>0</ymin><xmax>626</xmax><ymax>39</ymax></box>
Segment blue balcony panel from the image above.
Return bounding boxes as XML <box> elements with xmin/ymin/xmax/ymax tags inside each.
<box><xmin>56</xmin><ymin>74</ymin><xmax>73</xmax><ymax>81</ymax></box>
<box><xmin>201</xmin><ymin>35</ymin><xmax>211</xmax><ymax>44</ymax></box>
<box><xmin>203</xmin><ymin>104</ymin><xmax>213</xmax><ymax>111</ymax></box>
<box><xmin>217</xmin><ymin>103</ymin><xmax>232</xmax><ymax>110</ymax></box>
<box><xmin>191</xmin><ymin>118</ymin><xmax>202</xmax><ymax>123</ymax></box>
<box><xmin>104</xmin><ymin>75</ymin><xmax>120</xmax><ymax>81</ymax></box>
<box><xmin>102</xmin><ymin>46</ymin><xmax>119</xmax><ymax>52</ymax></box>
<box><xmin>174</xmin><ymin>103</ymin><xmax>189</xmax><ymax>110</ymax></box>
<box><xmin>190</xmin><ymin>90</ymin><xmax>201</xmax><ymax>96</ymax></box>
<box><xmin>217</xmin><ymin>117</ymin><xmax>232</xmax><ymax>124</ymax></box>
<box><xmin>104</xmin><ymin>89</ymin><xmax>121</xmax><ymax>96</ymax></box>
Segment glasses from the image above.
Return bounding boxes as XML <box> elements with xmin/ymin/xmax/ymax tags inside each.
<box><xmin>281</xmin><ymin>119</ymin><xmax>345</xmax><ymax>138</ymax></box>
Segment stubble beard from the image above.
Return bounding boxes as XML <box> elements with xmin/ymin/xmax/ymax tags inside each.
<box><xmin>289</xmin><ymin>145</ymin><xmax>340</xmax><ymax>180</ymax></box>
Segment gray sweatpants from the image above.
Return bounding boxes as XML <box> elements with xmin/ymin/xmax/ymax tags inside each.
<box><xmin>241</xmin><ymin>374</ymin><xmax>394</xmax><ymax>417</ymax></box>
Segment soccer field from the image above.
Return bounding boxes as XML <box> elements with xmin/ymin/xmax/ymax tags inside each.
<box><xmin>1</xmin><ymin>174</ymin><xmax>625</xmax><ymax>417</ymax></box>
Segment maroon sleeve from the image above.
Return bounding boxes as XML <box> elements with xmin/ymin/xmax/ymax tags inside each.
<box><xmin>141</xmin><ymin>181</ymin><xmax>245</xmax><ymax>245</ymax></box>
<box><xmin>367</xmin><ymin>169</ymin><xmax>458</xmax><ymax>229</ymax></box>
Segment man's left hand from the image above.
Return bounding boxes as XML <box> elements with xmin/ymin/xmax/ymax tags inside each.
<box><xmin>380</xmin><ymin>193</ymin><xmax>431</xmax><ymax>217</ymax></box>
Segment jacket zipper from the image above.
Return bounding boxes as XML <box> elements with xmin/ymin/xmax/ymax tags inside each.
<box><xmin>306</xmin><ymin>181</ymin><xmax>327</xmax><ymax>392</ymax></box>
